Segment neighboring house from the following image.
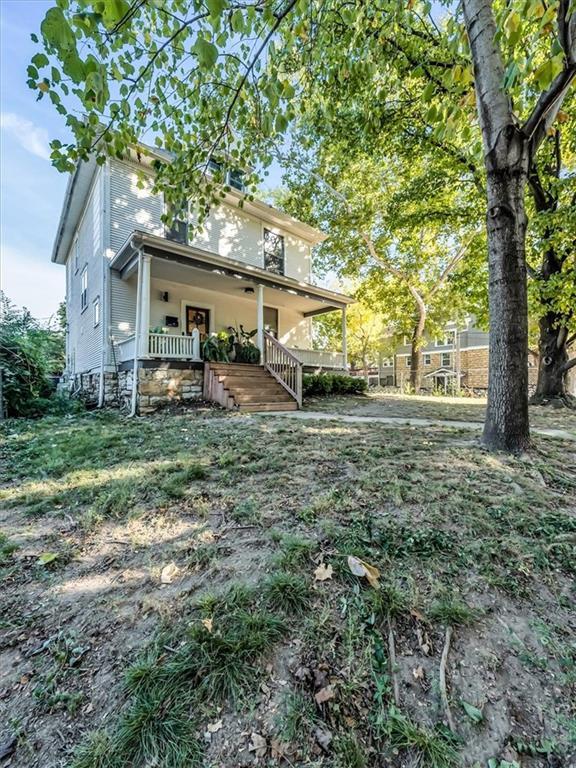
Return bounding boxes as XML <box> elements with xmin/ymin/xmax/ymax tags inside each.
<box><xmin>376</xmin><ymin>322</ymin><xmax>538</xmax><ymax>392</ymax></box>
<box><xmin>52</xmin><ymin>147</ymin><xmax>353</xmax><ymax>413</ymax></box>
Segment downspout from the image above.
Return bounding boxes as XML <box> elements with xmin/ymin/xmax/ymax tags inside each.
<box><xmin>130</xmin><ymin>249</ymin><xmax>143</xmax><ymax>417</ymax></box>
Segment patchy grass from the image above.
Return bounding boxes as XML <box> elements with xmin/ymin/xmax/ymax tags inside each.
<box><xmin>1</xmin><ymin>409</ymin><xmax>575</xmax><ymax>767</ymax></box>
<box><xmin>303</xmin><ymin>390</ymin><xmax>576</xmax><ymax>433</ymax></box>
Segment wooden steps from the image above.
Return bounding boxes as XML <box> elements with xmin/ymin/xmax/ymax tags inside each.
<box><xmin>204</xmin><ymin>363</ymin><xmax>298</xmax><ymax>412</ymax></box>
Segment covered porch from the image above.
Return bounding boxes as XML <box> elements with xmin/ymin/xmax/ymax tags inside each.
<box><xmin>111</xmin><ymin>231</ymin><xmax>352</xmax><ymax>370</ymax></box>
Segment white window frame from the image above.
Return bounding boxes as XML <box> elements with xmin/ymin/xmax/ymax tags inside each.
<box><xmin>423</xmin><ymin>353</ymin><xmax>431</xmax><ymax>366</ymax></box>
<box><xmin>80</xmin><ymin>267</ymin><xmax>88</xmax><ymax>312</ymax></box>
<box><xmin>263</xmin><ymin>227</ymin><xmax>285</xmax><ymax>275</ymax></box>
<box><xmin>441</xmin><ymin>352</ymin><xmax>451</xmax><ymax>367</ymax></box>
<box><xmin>436</xmin><ymin>331</ymin><xmax>456</xmax><ymax>347</ymax></box>
<box><xmin>93</xmin><ymin>296</ymin><xmax>100</xmax><ymax>327</ymax></box>
<box><xmin>406</xmin><ymin>356</ymin><xmax>411</xmax><ymax>367</ymax></box>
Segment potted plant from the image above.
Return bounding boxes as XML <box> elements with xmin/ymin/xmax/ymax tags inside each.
<box><xmin>227</xmin><ymin>325</ymin><xmax>261</xmax><ymax>364</ymax></box>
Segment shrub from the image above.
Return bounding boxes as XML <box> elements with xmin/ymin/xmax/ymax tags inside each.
<box><xmin>0</xmin><ymin>293</ymin><xmax>66</xmax><ymax>417</ymax></box>
<box><xmin>302</xmin><ymin>373</ymin><xmax>367</xmax><ymax>397</ymax></box>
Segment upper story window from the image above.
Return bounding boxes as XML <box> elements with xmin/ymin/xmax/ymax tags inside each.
<box><xmin>228</xmin><ymin>169</ymin><xmax>245</xmax><ymax>191</ymax></box>
<box><xmin>80</xmin><ymin>267</ymin><xmax>88</xmax><ymax>312</ymax></box>
<box><xmin>93</xmin><ymin>296</ymin><xmax>100</xmax><ymax>327</ymax></box>
<box><xmin>406</xmin><ymin>356</ymin><xmax>411</xmax><ymax>367</ymax></box>
<box><xmin>263</xmin><ymin>229</ymin><xmax>285</xmax><ymax>275</ymax></box>
<box><xmin>165</xmin><ymin>201</ymin><xmax>188</xmax><ymax>244</ymax></box>
<box><xmin>208</xmin><ymin>159</ymin><xmax>245</xmax><ymax>191</ymax></box>
<box><xmin>423</xmin><ymin>353</ymin><xmax>431</xmax><ymax>365</ymax></box>
<box><xmin>436</xmin><ymin>331</ymin><xmax>456</xmax><ymax>347</ymax></box>
<box><xmin>442</xmin><ymin>352</ymin><xmax>451</xmax><ymax>367</ymax></box>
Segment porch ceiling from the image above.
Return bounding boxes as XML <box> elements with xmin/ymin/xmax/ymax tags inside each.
<box><xmin>111</xmin><ymin>230</ymin><xmax>353</xmax><ymax>315</ymax></box>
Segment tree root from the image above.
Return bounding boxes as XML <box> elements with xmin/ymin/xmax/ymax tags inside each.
<box><xmin>529</xmin><ymin>392</ymin><xmax>576</xmax><ymax>408</ymax></box>
<box><xmin>439</xmin><ymin>626</ymin><xmax>456</xmax><ymax>733</ymax></box>
<box><xmin>387</xmin><ymin>618</ymin><xmax>400</xmax><ymax>707</ymax></box>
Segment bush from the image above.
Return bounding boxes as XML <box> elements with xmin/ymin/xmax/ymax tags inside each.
<box><xmin>0</xmin><ymin>292</ymin><xmax>65</xmax><ymax>417</ymax></box>
<box><xmin>302</xmin><ymin>373</ymin><xmax>367</xmax><ymax>397</ymax></box>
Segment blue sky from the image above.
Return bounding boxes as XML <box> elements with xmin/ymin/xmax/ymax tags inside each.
<box><xmin>0</xmin><ymin>0</ymin><xmax>69</xmax><ymax>320</ymax></box>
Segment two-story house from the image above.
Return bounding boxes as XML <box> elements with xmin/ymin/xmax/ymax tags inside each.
<box><xmin>52</xmin><ymin>147</ymin><xmax>353</xmax><ymax>413</ymax></box>
<box><xmin>377</xmin><ymin>322</ymin><xmax>538</xmax><ymax>392</ymax></box>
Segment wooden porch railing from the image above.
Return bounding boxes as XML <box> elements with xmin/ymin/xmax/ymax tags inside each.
<box><xmin>263</xmin><ymin>331</ymin><xmax>302</xmax><ymax>407</ymax></box>
<box><xmin>287</xmin><ymin>347</ymin><xmax>346</xmax><ymax>370</ymax></box>
<box><xmin>148</xmin><ymin>329</ymin><xmax>200</xmax><ymax>360</ymax></box>
<box><xmin>116</xmin><ymin>335</ymin><xmax>136</xmax><ymax>363</ymax></box>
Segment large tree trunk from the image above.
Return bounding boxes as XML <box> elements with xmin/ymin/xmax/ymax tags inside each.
<box><xmin>463</xmin><ymin>0</ymin><xmax>531</xmax><ymax>451</ymax></box>
<box><xmin>482</xmin><ymin>161</ymin><xmax>531</xmax><ymax>450</ymax></box>
<box><xmin>409</xmin><ymin>288</ymin><xmax>426</xmax><ymax>392</ymax></box>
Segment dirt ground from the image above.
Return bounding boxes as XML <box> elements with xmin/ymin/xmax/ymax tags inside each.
<box><xmin>0</xmin><ymin>405</ymin><xmax>575</xmax><ymax>768</ymax></box>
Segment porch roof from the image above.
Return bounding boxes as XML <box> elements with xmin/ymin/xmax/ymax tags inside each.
<box><xmin>110</xmin><ymin>230</ymin><xmax>354</xmax><ymax>315</ymax></box>
<box><xmin>423</xmin><ymin>367</ymin><xmax>462</xmax><ymax>378</ymax></box>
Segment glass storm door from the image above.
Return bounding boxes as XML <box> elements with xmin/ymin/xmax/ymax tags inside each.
<box><xmin>186</xmin><ymin>306</ymin><xmax>210</xmax><ymax>339</ymax></box>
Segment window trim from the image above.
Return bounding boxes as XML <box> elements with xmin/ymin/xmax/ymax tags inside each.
<box><xmin>80</xmin><ymin>266</ymin><xmax>88</xmax><ymax>313</ymax></box>
<box><xmin>263</xmin><ymin>227</ymin><xmax>285</xmax><ymax>275</ymax></box>
<box><xmin>93</xmin><ymin>295</ymin><xmax>100</xmax><ymax>327</ymax></box>
<box><xmin>423</xmin><ymin>353</ymin><xmax>431</xmax><ymax>366</ymax></box>
<box><xmin>406</xmin><ymin>356</ymin><xmax>412</xmax><ymax>367</ymax></box>
<box><xmin>441</xmin><ymin>352</ymin><xmax>452</xmax><ymax>367</ymax></box>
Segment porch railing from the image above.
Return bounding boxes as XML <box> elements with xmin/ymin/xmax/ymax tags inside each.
<box><xmin>148</xmin><ymin>330</ymin><xmax>200</xmax><ymax>360</ymax></box>
<box><xmin>263</xmin><ymin>331</ymin><xmax>302</xmax><ymax>407</ymax></box>
<box><xmin>287</xmin><ymin>347</ymin><xmax>346</xmax><ymax>370</ymax></box>
<box><xmin>116</xmin><ymin>335</ymin><xmax>136</xmax><ymax>363</ymax></box>
<box><xmin>114</xmin><ymin>330</ymin><xmax>201</xmax><ymax>362</ymax></box>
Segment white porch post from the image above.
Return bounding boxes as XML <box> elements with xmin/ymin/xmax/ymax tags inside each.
<box><xmin>341</xmin><ymin>306</ymin><xmax>348</xmax><ymax>370</ymax></box>
<box><xmin>256</xmin><ymin>284</ymin><xmax>264</xmax><ymax>358</ymax></box>
<box><xmin>138</xmin><ymin>254</ymin><xmax>151</xmax><ymax>358</ymax></box>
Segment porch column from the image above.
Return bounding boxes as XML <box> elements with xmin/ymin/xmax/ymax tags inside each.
<box><xmin>256</xmin><ymin>284</ymin><xmax>264</xmax><ymax>357</ymax></box>
<box><xmin>138</xmin><ymin>253</ymin><xmax>151</xmax><ymax>358</ymax></box>
<box><xmin>341</xmin><ymin>306</ymin><xmax>348</xmax><ymax>370</ymax></box>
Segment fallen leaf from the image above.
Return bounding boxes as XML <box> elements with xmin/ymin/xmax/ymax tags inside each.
<box><xmin>314</xmin><ymin>562</ymin><xmax>333</xmax><ymax>581</ymax></box>
<box><xmin>410</xmin><ymin>608</ymin><xmax>425</xmax><ymax>622</ymax></box>
<box><xmin>160</xmin><ymin>562</ymin><xmax>180</xmax><ymax>584</ymax></box>
<box><xmin>347</xmin><ymin>555</ymin><xmax>380</xmax><ymax>588</ymax></box>
<box><xmin>201</xmin><ymin>618</ymin><xmax>213</xmax><ymax>633</ymax></box>
<box><xmin>412</xmin><ymin>666</ymin><xmax>425</xmax><ymax>681</ymax></box>
<box><xmin>315</xmin><ymin>685</ymin><xmax>335</xmax><ymax>704</ymax></box>
<box><xmin>461</xmin><ymin>700</ymin><xmax>483</xmax><ymax>723</ymax></box>
<box><xmin>207</xmin><ymin>719</ymin><xmax>222</xmax><ymax>733</ymax></box>
<box><xmin>37</xmin><ymin>552</ymin><xmax>59</xmax><ymax>566</ymax></box>
<box><xmin>249</xmin><ymin>732</ymin><xmax>267</xmax><ymax>758</ymax></box>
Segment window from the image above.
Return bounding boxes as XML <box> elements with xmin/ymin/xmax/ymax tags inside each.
<box><xmin>93</xmin><ymin>296</ymin><xmax>100</xmax><ymax>327</ymax></box>
<box><xmin>263</xmin><ymin>229</ymin><xmax>285</xmax><ymax>275</ymax></box>
<box><xmin>436</xmin><ymin>331</ymin><xmax>456</xmax><ymax>347</ymax></box>
<box><xmin>165</xmin><ymin>201</ymin><xmax>188</xmax><ymax>244</ymax></box>
<box><xmin>80</xmin><ymin>267</ymin><xmax>88</xmax><ymax>311</ymax></box>
<box><xmin>406</xmin><ymin>357</ymin><xmax>411</xmax><ymax>367</ymax></box>
<box><xmin>423</xmin><ymin>353</ymin><xmax>431</xmax><ymax>366</ymax></box>
<box><xmin>228</xmin><ymin>169</ymin><xmax>245</xmax><ymax>191</ymax></box>
<box><xmin>442</xmin><ymin>352</ymin><xmax>451</xmax><ymax>367</ymax></box>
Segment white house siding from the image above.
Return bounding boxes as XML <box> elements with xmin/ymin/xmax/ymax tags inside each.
<box><xmin>147</xmin><ymin>276</ymin><xmax>312</xmax><ymax>349</ymax></box>
<box><xmin>66</xmin><ymin>168</ymin><xmax>103</xmax><ymax>374</ymax></box>
<box><xmin>284</xmin><ymin>235</ymin><xmax>311</xmax><ymax>282</ymax></box>
<box><xmin>189</xmin><ymin>205</ymin><xmax>264</xmax><ymax>268</ymax></box>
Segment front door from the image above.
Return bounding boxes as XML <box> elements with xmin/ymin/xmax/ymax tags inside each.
<box><xmin>264</xmin><ymin>306</ymin><xmax>278</xmax><ymax>338</ymax></box>
<box><xmin>186</xmin><ymin>306</ymin><xmax>210</xmax><ymax>339</ymax></box>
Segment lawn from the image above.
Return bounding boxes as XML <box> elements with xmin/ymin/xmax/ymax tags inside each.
<box><xmin>304</xmin><ymin>391</ymin><xmax>576</xmax><ymax>434</ymax></box>
<box><xmin>0</xmin><ymin>408</ymin><xmax>575</xmax><ymax>768</ymax></box>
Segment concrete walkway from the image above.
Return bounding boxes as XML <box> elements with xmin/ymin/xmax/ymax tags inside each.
<box><xmin>256</xmin><ymin>410</ymin><xmax>576</xmax><ymax>442</ymax></box>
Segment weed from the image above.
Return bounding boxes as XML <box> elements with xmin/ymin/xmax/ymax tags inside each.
<box><xmin>263</xmin><ymin>572</ymin><xmax>311</xmax><ymax>614</ymax></box>
<box><xmin>275</xmin><ymin>690</ymin><xmax>317</xmax><ymax>744</ymax></box>
<box><xmin>189</xmin><ymin>542</ymin><xmax>219</xmax><ymax>571</ymax></box>
<box><xmin>0</xmin><ymin>532</ymin><xmax>18</xmax><ymax>566</ymax></box>
<box><xmin>271</xmin><ymin>533</ymin><xmax>317</xmax><ymax>570</ymax></box>
<box><xmin>231</xmin><ymin>497</ymin><xmax>261</xmax><ymax>524</ymax></box>
<box><xmin>159</xmin><ymin>462</ymin><xmax>208</xmax><ymax>499</ymax></box>
<box><xmin>384</xmin><ymin>707</ymin><xmax>459</xmax><ymax>767</ymax></box>
<box><xmin>333</xmin><ymin>734</ymin><xmax>367</xmax><ymax>768</ymax></box>
<box><xmin>428</xmin><ymin>595</ymin><xmax>478</xmax><ymax>626</ymax></box>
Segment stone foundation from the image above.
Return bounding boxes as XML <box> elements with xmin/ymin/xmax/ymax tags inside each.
<box><xmin>66</xmin><ymin>364</ymin><xmax>204</xmax><ymax>413</ymax></box>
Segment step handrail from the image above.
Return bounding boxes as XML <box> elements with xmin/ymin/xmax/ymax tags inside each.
<box><xmin>263</xmin><ymin>331</ymin><xmax>302</xmax><ymax>407</ymax></box>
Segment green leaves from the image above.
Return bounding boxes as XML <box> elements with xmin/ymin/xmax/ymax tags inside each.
<box><xmin>193</xmin><ymin>36</ymin><xmax>218</xmax><ymax>69</ymax></box>
<box><xmin>461</xmin><ymin>700</ymin><xmax>483</xmax><ymax>723</ymax></box>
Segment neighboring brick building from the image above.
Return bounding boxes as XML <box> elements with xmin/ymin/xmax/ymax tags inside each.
<box><xmin>377</xmin><ymin>323</ymin><xmax>538</xmax><ymax>393</ymax></box>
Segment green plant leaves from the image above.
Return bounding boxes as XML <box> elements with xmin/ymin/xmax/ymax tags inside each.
<box><xmin>461</xmin><ymin>700</ymin><xmax>483</xmax><ymax>723</ymax></box>
<box><xmin>193</xmin><ymin>37</ymin><xmax>218</xmax><ymax>69</ymax></box>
